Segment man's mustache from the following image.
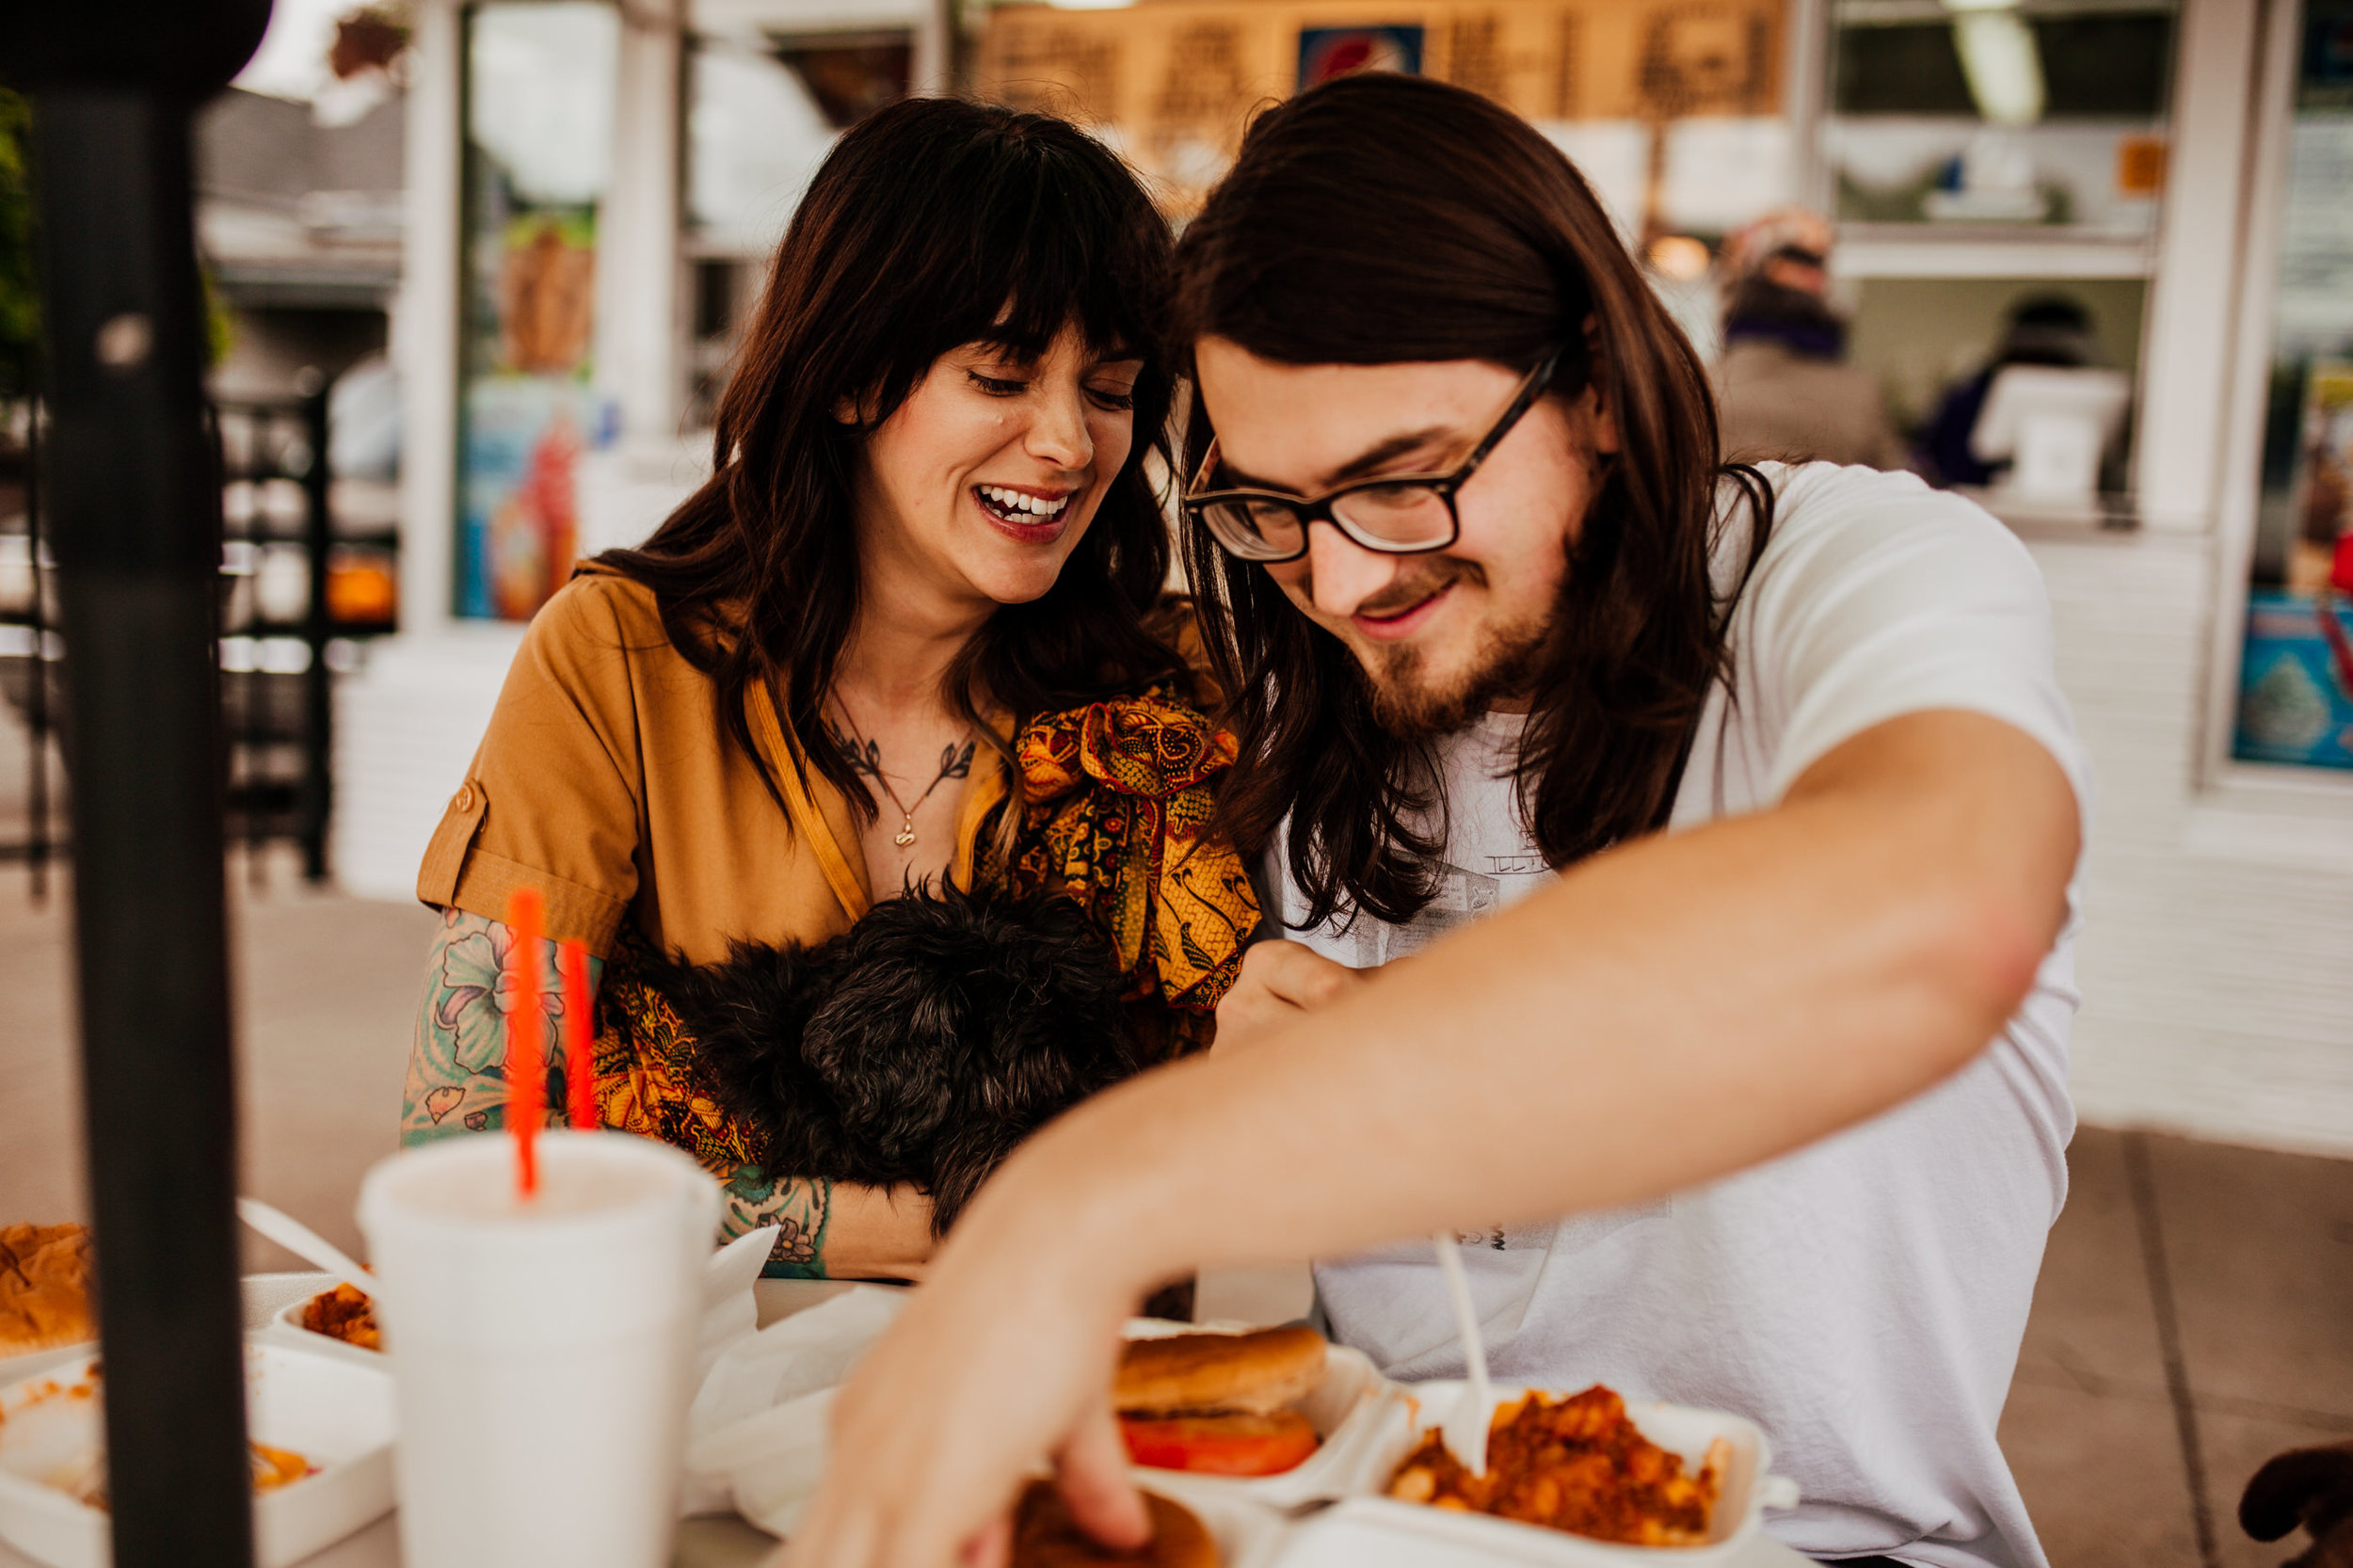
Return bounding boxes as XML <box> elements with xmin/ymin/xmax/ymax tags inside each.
<box><xmin>1305</xmin><ymin>556</ymin><xmax>1487</xmax><ymax>620</ymax></box>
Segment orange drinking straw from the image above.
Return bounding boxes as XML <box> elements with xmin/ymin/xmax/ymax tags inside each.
<box><xmin>505</xmin><ymin>887</ymin><xmax>546</xmax><ymax>1196</ymax></box>
<box><xmin>559</xmin><ymin>939</ymin><xmax>596</xmax><ymax>1131</ymax></box>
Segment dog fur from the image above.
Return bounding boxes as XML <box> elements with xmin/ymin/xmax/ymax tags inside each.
<box><xmin>641</xmin><ymin>882</ymin><xmax>1146</xmax><ymax>1237</ymax></box>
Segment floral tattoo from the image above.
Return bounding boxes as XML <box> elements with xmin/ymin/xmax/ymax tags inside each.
<box><xmin>401</xmin><ymin>909</ymin><xmax>588</xmax><ymax>1144</ymax></box>
<box><xmin>401</xmin><ymin>908</ymin><xmax>836</xmax><ymax>1274</ymax></box>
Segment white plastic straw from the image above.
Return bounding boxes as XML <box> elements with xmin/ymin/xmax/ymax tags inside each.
<box><xmin>1431</xmin><ymin>1229</ymin><xmax>1492</xmax><ymax>1476</ymax></box>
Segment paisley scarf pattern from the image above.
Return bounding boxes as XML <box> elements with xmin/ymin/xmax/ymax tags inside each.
<box><xmin>975</xmin><ymin>686</ymin><xmax>1257</xmax><ymax>1029</ymax></box>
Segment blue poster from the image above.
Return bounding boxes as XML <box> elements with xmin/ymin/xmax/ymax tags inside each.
<box><xmin>2233</xmin><ymin>590</ymin><xmax>2353</xmax><ymax>770</ymax></box>
<box><xmin>456</xmin><ymin>377</ymin><xmax>616</xmax><ymax>622</ymax></box>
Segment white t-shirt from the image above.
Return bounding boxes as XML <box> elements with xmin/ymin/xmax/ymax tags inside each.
<box><xmin>1285</xmin><ymin>463</ymin><xmax>2089</xmax><ymax>1568</ymax></box>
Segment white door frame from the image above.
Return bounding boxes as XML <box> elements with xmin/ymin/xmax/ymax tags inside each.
<box><xmin>2195</xmin><ymin>0</ymin><xmax>2353</xmax><ymax>797</ymax></box>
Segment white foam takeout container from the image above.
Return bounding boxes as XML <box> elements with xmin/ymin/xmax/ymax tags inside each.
<box><xmin>0</xmin><ymin>1340</ymin><xmax>397</xmax><ymax>1568</ymax></box>
<box><xmin>264</xmin><ymin>1285</ymin><xmax>387</xmax><ymax>1370</ymax></box>
<box><xmin>0</xmin><ymin>1344</ymin><xmax>93</xmax><ymax>1399</ymax></box>
<box><xmin>1117</xmin><ymin>1319</ymin><xmax>1416</xmax><ymax>1511</ymax></box>
<box><xmin>1264</xmin><ymin>1382</ymin><xmax>1800</xmax><ymax>1568</ymax></box>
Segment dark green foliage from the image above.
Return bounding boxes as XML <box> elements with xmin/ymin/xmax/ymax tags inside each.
<box><xmin>0</xmin><ymin>89</ymin><xmax>36</xmax><ymax>392</ymax></box>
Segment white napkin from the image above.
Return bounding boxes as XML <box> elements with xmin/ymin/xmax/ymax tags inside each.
<box><xmin>698</xmin><ymin>1227</ymin><xmax>779</xmax><ymax>1384</ymax></box>
<box><xmin>679</xmin><ymin>1286</ymin><xmax>909</xmax><ymax>1533</ymax></box>
<box><xmin>670</xmin><ymin>1225</ymin><xmax>782</xmax><ymax>1517</ymax></box>
<box><xmin>691</xmin><ymin>1385</ymin><xmax>839</xmax><ymax>1537</ymax></box>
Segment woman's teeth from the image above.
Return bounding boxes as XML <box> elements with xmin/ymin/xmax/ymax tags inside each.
<box><xmin>975</xmin><ymin>485</ymin><xmax>1071</xmax><ymax>522</ymax></box>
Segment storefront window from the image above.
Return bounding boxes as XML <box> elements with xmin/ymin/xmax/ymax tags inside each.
<box><xmin>456</xmin><ymin>1</ymin><xmax>619</xmax><ymax>621</ymax></box>
<box><xmin>1823</xmin><ymin>0</ymin><xmax>2175</xmax><ymax>235</ymax></box>
<box><xmin>2232</xmin><ymin>0</ymin><xmax>2353</xmax><ymax>772</ymax></box>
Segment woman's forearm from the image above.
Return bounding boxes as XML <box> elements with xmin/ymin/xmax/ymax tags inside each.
<box><xmin>813</xmin><ymin>1183</ymin><xmax>936</xmax><ymax>1279</ymax></box>
<box><xmin>719</xmin><ymin>1173</ymin><xmax>933</xmax><ymax>1279</ymax></box>
<box><xmin>401</xmin><ymin>909</ymin><xmax>605</xmax><ymax>1144</ymax></box>
<box><xmin>951</xmin><ymin>712</ymin><xmax>2077</xmax><ymax>1305</ymax></box>
<box><xmin>717</xmin><ymin>1166</ymin><xmax>833</xmax><ymax>1273</ymax></box>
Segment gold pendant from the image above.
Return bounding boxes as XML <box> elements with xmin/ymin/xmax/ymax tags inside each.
<box><xmin>893</xmin><ymin>818</ymin><xmax>917</xmax><ymax>848</ymax></box>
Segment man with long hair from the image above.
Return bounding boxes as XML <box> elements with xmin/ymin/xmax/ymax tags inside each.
<box><xmin>791</xmin><ymin>75</ymin><xmax>2086</xmax><ymax>1568</ymax></box>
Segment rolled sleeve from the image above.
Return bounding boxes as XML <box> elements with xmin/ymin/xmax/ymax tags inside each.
<box><xmin>416</xmin><ymin>579</ymin><xmax>648</xmax><ymax>954</ymax></box>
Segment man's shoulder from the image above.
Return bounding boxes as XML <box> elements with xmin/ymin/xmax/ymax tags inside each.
<box><xmin>1749</xmin><ymin>458</ymin><xmax>1947</xmax><ymax>521</ymax></box>
<box><xmin>1713</xmin><ymin>463</ymin><xmax>2055</xmax><ymax>680</ymax></box>
<box><xmin>1737</xmin><ymin>461</ymin><xmax>2033</xmax><ymax>579</ymax></box>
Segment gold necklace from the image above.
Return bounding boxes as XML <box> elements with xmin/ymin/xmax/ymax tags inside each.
<box><xmin>828</xmin><ymin>712</ymin><xmax>976</xmax><ymax>848</ymax></box>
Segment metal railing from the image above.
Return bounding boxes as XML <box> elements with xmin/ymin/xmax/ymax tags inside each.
<box><xmin>0</xmin><ymin>376</ymin><xmax>400</xmax><ymax>893</ymax></box>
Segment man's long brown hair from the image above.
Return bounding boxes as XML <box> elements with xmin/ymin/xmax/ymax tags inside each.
<box><xmin>595</xmin><ymin>98</ymin><xmax>1182</xmax><ymax>820</ymax></box>
<box><xmin>1175</xmin><ymin>75</ymin><xmax>1774</xmax><ymax>930</ymax></box>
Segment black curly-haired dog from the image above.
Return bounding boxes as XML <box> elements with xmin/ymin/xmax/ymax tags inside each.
<box><xmin>639</xmin><ymin>882</ymin><xmax>1145</xmax><ymax>1237</ymax></box>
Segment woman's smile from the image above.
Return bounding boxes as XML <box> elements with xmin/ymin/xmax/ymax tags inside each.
<box><xmin>972</xmin><ymin>481</ymin><xmax>1079</xmax><ymax>543</ymax></box>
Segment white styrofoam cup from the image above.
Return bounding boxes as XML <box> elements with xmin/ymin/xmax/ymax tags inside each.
<box><xmin>358</xmin><ymin>1130</ymin><xmax>719</xmax><ymax>1568</ymax></box>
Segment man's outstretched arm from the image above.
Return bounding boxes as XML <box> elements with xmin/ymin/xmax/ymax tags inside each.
<box><xmin>1060</xmin><ymin>708</ymin><xmax>2077</xmax><ymax>1278</ymax></box>
<box><xmin>788</xmin><ymin>708</ymin><xmax>2080</xmax><ymax>1568</ymax></box>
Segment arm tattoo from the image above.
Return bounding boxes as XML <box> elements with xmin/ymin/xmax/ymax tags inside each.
<box><xmin>400</xmin><ymin>908</ymin><xmax>601</xmax><ymax>1145</ymax></box>
<box><xmin>403</xmin><ymin>910</ymin><xmax>835</xmax><ymax>1275</ymax></box>
<box><xmin>718</xmin><ymin>1166</ymin><xmax>831</xmax><ymax>1278</ymax></box>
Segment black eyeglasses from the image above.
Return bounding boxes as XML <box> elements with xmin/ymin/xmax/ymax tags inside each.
<box><xmin>1182</xmin><ymin>351</ymin><xmax>1562</xmax><ymax>564</ymax></box>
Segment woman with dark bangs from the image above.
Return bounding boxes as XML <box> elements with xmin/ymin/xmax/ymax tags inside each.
<box><xmin>397</xmin><ymin>99</ymin><xmax>1258</xmax><ymax>1279</ymax></box>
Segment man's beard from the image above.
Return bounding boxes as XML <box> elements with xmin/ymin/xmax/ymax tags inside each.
<box><xmin>1347</xmin><ymin>560</ymin><xmax>1552</xmax><ymax>742</ymax></box>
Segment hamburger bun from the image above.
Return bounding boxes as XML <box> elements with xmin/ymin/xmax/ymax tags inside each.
<box><xmin>1011</xmin><ymin>1480</ymin><xmax>1218</xmax><ymax>1568</ymax></box>
<box><xmin>0</xmin><ymin>1223</ymin><xmax>93</xmax><ymax>1357</ymax></box>
<box><xmin>1114</xmin><ymin>1325</ymin><xmax>1326</xmax><ymax>1417</ymax></box>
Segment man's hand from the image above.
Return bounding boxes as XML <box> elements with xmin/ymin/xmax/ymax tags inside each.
<box><xmin>1212</xmin><ymin>940</ymin><xmax>1366</xmax><ymax>1053</ymax></box>
<box><xmin>782</xmin><ymin>1192</ymin><xmax>1147</xmax><ymax>1568</ymax></box>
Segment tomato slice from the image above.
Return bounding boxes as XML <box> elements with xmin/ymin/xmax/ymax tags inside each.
<box><xmin>1118</xmin><ymin>1411</ymin><xmax>1320</xmax><ymax>1476</ymax></box>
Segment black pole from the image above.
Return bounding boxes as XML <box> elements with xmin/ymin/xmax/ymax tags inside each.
<box><xmin>4</xmin><ymin>12</ymin><xmax>265</xmax><ymax>1564</ymax></box>
<box><xmin>28</xmin><ymin>88</ymin><xmax>251</xmax><ymax>1568</ymax></box>
<box><xmin>299</xmin><ymin>375</ymin><xmax>331</xmax><ymax>882</ymax></box>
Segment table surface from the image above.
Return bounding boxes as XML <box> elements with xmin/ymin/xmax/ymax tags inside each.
<box><xmin>0</xmin><ymin>1276</ymin><xmax>1816</xmax><ymax>1568</ymax></box>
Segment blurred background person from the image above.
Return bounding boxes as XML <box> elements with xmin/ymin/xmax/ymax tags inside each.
<box><xmin>1914</xmin><ymin>295</ymin><xmax>2098</xmax><ymax>488</ymax></box>
<box><xmin>1712</xmin><ymin>207</ymin><xmax>1904</xmax><ymax>470</ymax></box>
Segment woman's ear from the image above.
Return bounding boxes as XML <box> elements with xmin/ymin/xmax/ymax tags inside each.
<box><xmin>832</xmin><ymin>393</ymin><xmax>860</xmax><ymax>426</ymax></box>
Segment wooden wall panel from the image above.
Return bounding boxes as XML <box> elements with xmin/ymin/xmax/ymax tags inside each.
<box><xmin>974</xmin><ymin>0</ymin><xmax>1783</xmax><ymax>213</ymax></box>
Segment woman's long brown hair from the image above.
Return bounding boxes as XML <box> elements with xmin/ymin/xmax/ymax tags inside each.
<box><xmin>595</xmin><ymin>98</ymin><xmax>1182</xmax><ymax>821</ymax></box>
<box><xmin>1174</xmin><ymin>74</ymin><xmax>1774</xmax><ymax>930</ymax></box>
